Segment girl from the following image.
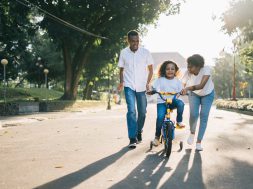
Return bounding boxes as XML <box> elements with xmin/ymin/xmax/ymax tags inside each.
<box><xmin>181</xmin><ymin>54</ymin><xmax>215</xmax><ymax>151</ymax></box>
<box><xmin>151</xmin><ymin>60</ymin><xmax>185</xmax><ymax>146</ymax></box>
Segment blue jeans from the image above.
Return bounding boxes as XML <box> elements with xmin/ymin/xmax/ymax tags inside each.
<box><xmin>188</xmin><ymin>90</ymin><xmax>214</xmax><ymax>141</ymax></box>
<box><xmin>155</xmin><ymin>99</ymin><xmax>185</xmax><ymax>137</ymax></box>
<box><xmin>124</xmin><ymin>87</ymin><xmax>147</xmax><ymax>139</ymax></box>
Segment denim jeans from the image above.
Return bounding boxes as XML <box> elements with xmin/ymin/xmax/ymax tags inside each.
<box><xmin>155</xmin><ymin>99</ymin><xmax>185</xmax><ymax>137</ymax></box>
<box><xmin>124</xmin><ymin>87</ymin><xmax>147</xmax><ymax>139</ymax></box>
<box><xmin>188</xmin><ymin>90</ymin><xmax>214</xmax><ymax>141</ymax></box>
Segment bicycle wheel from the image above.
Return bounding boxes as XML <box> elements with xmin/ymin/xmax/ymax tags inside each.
<box><xmin>165</xmin><ymin>122</ymin><xmax>173</xmax><ymax>158</ymax></box>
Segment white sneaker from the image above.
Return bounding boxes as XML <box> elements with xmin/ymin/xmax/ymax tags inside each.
<box><xmin>196</xmin><ymin>143</ymin><xmax>203</xmax><ymax>151</ymax></box>
<box><xmin>187</xmin><ymin>134</ymin><xmax>195</xmax><ymax>145</ymax></box>
<box><xmin>152</xmin><ymin>138</ymin><xmax>160</xmax><ymax>146</ymax></box>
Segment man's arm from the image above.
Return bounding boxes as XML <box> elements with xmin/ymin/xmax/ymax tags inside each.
<box><xmin>146</xmin><ymin>64</ymin><xmax>153</xmax><ymax>91</ymax></box>
<box><xmin>117</xmin><ymin>67</ymin><xmax>124</xmax><ymax>91</ymax></box>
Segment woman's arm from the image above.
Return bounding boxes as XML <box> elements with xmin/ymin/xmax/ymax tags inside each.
<box><xmin>181</xmin><ymin>75</ymin><xmax>210</xmax><ymax>95</ymax></box>
<box><xmin>186</xmin><ymin>75</ymin><xmax>210</xmax><ymax>91</ymax></box>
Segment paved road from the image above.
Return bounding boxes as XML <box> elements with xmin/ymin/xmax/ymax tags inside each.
<box><xmin>0</xmin><ymin>104</ymin><xmax>252</xmax><ymax>189</ymax></box>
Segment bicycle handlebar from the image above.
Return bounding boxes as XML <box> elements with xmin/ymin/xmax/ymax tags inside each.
<box><xmin>147</xmin><ymin>90</ymin><xmax>179</xmax><ymax>102</ymax></box>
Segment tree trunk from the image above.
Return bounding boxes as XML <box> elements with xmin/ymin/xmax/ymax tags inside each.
<box><xmin>82</xmin><ymin>78</ymin><xmax>91</xmax><ymax>100</ymax></box>
<box><xmin>61</xmin><ymin>40</ymin><xmax>92</xmax><ymax>100</ymax></box>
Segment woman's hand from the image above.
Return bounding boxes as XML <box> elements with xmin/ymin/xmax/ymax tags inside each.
<box><xmin>180</xmin><ymin>88</ymin><xmax>188</xmax><ymax>95</ymax></box>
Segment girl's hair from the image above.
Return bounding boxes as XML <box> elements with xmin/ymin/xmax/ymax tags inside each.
<box><xmin>158</xmin><ymin>60</ymin><xmax>179</xmax><ymax>78</ymax></box>
<box><xmin>187</xmin><ymin>54</ymin><xmax>205</xmax><ymax>68</ymax></box>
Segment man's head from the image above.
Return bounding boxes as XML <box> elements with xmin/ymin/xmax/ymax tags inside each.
<box><xmin>127</xmin><ymin>30</ymin><xmax>139</xmax><ymax>52</ymax></box>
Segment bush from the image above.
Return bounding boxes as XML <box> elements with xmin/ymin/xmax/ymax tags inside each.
<box><xmin>216</xmin><ymin>99</ymin><xmax>253</xmax><ymax>112</ymax></box>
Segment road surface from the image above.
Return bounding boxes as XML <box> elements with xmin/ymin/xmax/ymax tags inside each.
<box><xmin>0</xmin><ymin>104</ymin><xmax>252</xmax><ymax>189</ymax></box>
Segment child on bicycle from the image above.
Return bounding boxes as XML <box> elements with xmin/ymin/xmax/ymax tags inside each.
<box><xmin>150</xmin><ymin>60</ymin><xmax>185</xmax><ymax>146</ymax></box>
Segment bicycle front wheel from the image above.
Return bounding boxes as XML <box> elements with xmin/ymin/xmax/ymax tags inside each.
<box><xmin>164</xmin><ymin>122</ymin><xmax>174</xmax><ymax>158</ymax></box>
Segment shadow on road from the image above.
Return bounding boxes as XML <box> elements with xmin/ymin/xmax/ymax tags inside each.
<box><xmin>160</xmin><ymin>149</ymin><xmax>206</xmax><ymax>189</ymax></box>
<box><xmin>34</xmin><ymin>147</ymin><xmax>129</xmax><ymax>189</ymax></box>
<box><xmin>109</xmin><ymin>150</ymin><xmax>170</xmax><ymax>189</ymax></box>
<box><xmin>110</xmin><ymin>149</ymin><xmax>206</xmax><ymax>189</ymax></box>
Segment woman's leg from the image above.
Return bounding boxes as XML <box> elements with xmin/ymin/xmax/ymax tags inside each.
<box><xmin>197</xmin><ymin>90</ymin><xmax>215</xmax><ymax>142</ymax></box>
<box><xmin>188</xmin><ymin>92</ymin><xmax>201</xmax><ymax>134</ymax></box>
<box><xmin>155</xmin><ymin>103</ymin><xmax>167</xmax><ymax>138</ymax></box>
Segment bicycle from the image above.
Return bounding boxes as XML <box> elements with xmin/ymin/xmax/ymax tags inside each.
<box><xmin>148</xmin><ymin>90</ymin><xmax>184</xmax><ymax>158</ymax></box>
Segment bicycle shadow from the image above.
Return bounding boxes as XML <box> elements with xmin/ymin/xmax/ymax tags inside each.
<box><xmin>34</xmin><ymin>147</ymin><xmax>129</xmax><ymax>189</ymax></box>
<box><xmin>109</xmin><ymin>150</ymin><xmax>171</xmax><ymax>189</ymax></box>
<box><xmin>160</xmin><ymin>149</ymin><xmax>206</xmax><ymax>189</ymax></box>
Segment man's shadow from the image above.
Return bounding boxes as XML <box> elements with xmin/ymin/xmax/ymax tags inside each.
<box><xmin>34</xmin><ymin>147</ymin><xmax>129</xmax><ymax>189</ymax></box>
<box><xmin>160</xmin><ymin>149</ymin><xmax>206</xmax><ymax>189</ymax></box>
<box><xmin>109</xmin><ymin>150</ymin><xmax>171</xmax><ymax>189</ymax></box>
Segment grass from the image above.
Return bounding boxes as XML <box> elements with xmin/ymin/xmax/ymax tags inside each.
<box><xmin>0</xmin><ymin>87</ymin><xmax>63</xmax><ymax>102</ymax></box>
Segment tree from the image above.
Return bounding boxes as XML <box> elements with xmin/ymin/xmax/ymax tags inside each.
<box><xmin>213</xmin><ymin>53</ymin><xmax>245</xmax><ymax>99</ymax></box>
<box><xmin>222</xmin><ymin>0</ymin><xmax>253</xmax><ymax>41</ymax></box>
<box><xmin>0</xmin><ymin>0</ymin><xmax>36</xmax><ymax>83</ymax></box>
<box><xmin>25</xmin><ymin>32</ymin><xmax>63</xmax><ymax>88</ymax></box>
<box><xmin>28</xmin><ymin>0</ymin><xmax>182</xmax><ymax>100</ymax></box>
<box><xmin>222</xmin><ymin>0</ymin><xmax>253</xmax><ymax>98</ymax></box>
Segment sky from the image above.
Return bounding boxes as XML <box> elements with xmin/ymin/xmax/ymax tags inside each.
<box><xmin>142</xmin><ymin>0</ymin><xmax>235</xmax><ymax>66</ymax></box>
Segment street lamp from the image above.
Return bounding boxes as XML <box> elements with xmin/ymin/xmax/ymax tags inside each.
<box><xmin>232</xmin><ymin>39</ymin><xmax>237</xmax><ymax>101</ymax></box>
<box><xmin>43</xmin><ymin>68</ymin><xmax>49</xmax><ymax>101</ymax></box>
<box><xmin>1</xmin><ymin>59</ymin><xmax>8</xmax><ymax>104</ymax></box>
<box><xmin>107</xmin><ymin>64</ymin><xmax>111</xmax><ymax>110</ymax></box>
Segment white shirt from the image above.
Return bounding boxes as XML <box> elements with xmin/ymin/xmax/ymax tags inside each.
<box><xmin>118</xmin><ymin>47</ymin><xmax>154</xmax><ymax>92</ymax></box>
<box><xmin>181</xmin><ymin>66</ymin><xmax>214</xmax><ymax>96</ymax></box>
<box><xmin>153</xmin><ymin>77</ymin><xmax>183</xmax><ymax>104</ymax></box>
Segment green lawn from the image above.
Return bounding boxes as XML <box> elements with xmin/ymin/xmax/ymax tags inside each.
<box><xmin>0</xmin><ymin>87</ymin><xmax>63</xmax><ymax>102</ymax></box>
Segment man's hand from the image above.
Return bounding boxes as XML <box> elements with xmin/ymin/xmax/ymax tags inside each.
<box><xmin>146</xmin><ymin>83</ymin><xmax>151</xmax><ymax>92</ymax></box>
<box><xmin>117</xmin><ymin>83</ymin><xmax>124</xmax><ymax>92</ymax></box>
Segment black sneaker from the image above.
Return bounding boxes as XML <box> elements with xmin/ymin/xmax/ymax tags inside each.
<box><xmin>137</xmin><ymin>133</ymin><xmax>142</xmax><ymax>143</ymax></box>
<box><xmin>128</xmin><ymin>138</ymin><xmax>137</xmax><ymax>149</ymax></box>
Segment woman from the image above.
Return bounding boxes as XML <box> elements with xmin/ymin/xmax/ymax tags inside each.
<box><xmin>181</xmin><ymin>54</ymin><xmax>215</xmax><ymax>151</ymax></box>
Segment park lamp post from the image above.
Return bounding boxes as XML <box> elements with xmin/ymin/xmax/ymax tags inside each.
<box><xmin>43</xmin><ymin>68</ymin><xmax>49</xmax><ymax>101</ymax></box>
<box><xmin>1</xmin><ymin>59</ymin><xmax>8</xmax><ymax>104</ymax></box>
<box><xmin>232</xmin><ymin>39</ymin><xmax>237</xmax><ymax>101</ymax></box>
<box><xmin>107</xmin><ymin>64</ymin><xmax>111</xmax><ymax>110</ymax></box>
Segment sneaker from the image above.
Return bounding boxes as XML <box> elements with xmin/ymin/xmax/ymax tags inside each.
<box><xmin>176</xmin><ymin>122</ymin><xmax>186</xmax><ymax>129</ymax></box>
<box><xmin>128</xmin><ymin>138</ymin><xmax>137</xmax><ymax>149</ymax></box>
<box><xmin>137</xmin><ymin>132</ymin><xmax>142</xmax><ymax>143</ymax></box>
<box><xmin>196</xmin><ymin>143</ymin><xmax>203</xmax><ymax>151</ymax></box>
<box><xmin>152</xmin><ymin>137</ymin><xmax>160</xmax><ymax>146</ymax></box>
<box><xmin>187</xmin><ymin>133</ymin><xmax>195</xmax><ymax>145</ymax></box>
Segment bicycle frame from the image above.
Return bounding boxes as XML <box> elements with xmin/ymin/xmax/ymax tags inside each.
<box><xmin>149</xmin><ymin>90</ymin><xmax>182</xmax><ymax>157</ymax></box>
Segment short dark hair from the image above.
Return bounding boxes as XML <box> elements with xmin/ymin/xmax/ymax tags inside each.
<box><xmin>158</xmin><ymin>60</ymin><xmax>179</xmax><ymax>78</ymax></box>
<box><xmin>187</xmin><ymin>54</ymin><xmax>205</xmax><ymax>68</ymax></box>
<box><xmin>127</xmin><ymin>30</ymin><xmax>139</xmax><ymax>38</ymax></box>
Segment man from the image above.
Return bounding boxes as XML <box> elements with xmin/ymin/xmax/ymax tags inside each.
<box><xmin>118</xmin><ymin>30</ymin><xmax>154</xmax><ymax>149</ymax></box>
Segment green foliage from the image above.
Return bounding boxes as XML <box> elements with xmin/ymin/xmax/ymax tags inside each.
<box><xmin>240</xmin><ymin>41</ymin><xmax>253</xmax><ymax>76</ymax></box>
<box><xmin>0</xmin><ymin>0</ymin><xmax>37</xmax><ymax>82</ymax></box>
<box><xmin>222</xmin><ymin>0</ymin><xmax>253</xmax><ymax>41</ymax></box>
<box><xmin>213</xmin><ymin>53</ymin><xmax>246</xmax><ymax>98</ymax></box>
<box><xmin>25</xmin><ymin>32</ymin><xmax>64</xmax><ymax>86</ymax></box>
